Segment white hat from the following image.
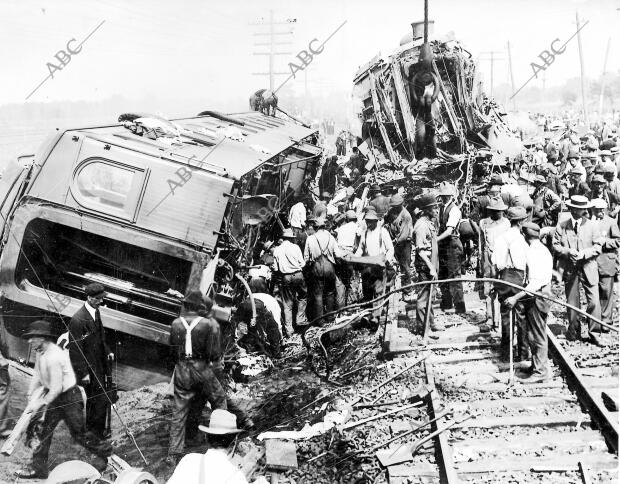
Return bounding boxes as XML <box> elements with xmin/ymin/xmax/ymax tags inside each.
<box><xmin>199</xmin><ymin>409</ymin><xmax>243</xmax><ymax>435</ymax></box>
<box><xmin>591</xmin><ymin>198</ymin><xmax>608</xmax><ymax>209</ymax></box>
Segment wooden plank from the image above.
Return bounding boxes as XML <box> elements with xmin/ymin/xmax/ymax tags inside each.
<box><xmin>369</xmin><ymin>73</ymin><xmax>398</xmax><ymax>164</ymax></box>
<box><xmin>453</xmin><ymin>412</ymin><xmax>590</xmax><ymax>430</ymax></box>
<box><xmin>391</xmin><ymin>62</ymin><xmax>417</xmax><ymax>152</ymax></box>
<box><xmin>426</xmin><ymin>341</ymin><xmax>498</xmax><ymax>351</ymax></box>
<box><xmin>584</xmin><ymin>377</ymin><xmax>619</xmax><ymax>390</ymax></box>
<box><xmin>454</xmin><ymin>453</ymin><xmax>618</xmax><ymax>475</ymax></box>
<box><xmin>450</xmin><ymin>396</ymin><xmax>577</xmax><ymax>413</ymax></box>
<box><xmin>425</xmin><ymin>361</ymin><xmax>460</xmax><ymax>484</ymax></box>
<box><xmin>452</xmin><ymin>430</ymin><xmax>604</xmax><ymax>453</ymax></box>
<box><xmin>265</xmin><ymin>439</ymin><xmax>298</xmax><ymax>471</ymax></box>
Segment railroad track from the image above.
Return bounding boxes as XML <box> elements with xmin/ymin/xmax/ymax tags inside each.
<box><xmin>381</xmin><ymin>288</ymin><xmax>619</xmax><ymax>484</ymax></box>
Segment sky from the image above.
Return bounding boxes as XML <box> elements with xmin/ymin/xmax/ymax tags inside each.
<box><xmin>0</xmin><ymin>0</ymin><xmax>618</xmax><ymax>112</ymax></box>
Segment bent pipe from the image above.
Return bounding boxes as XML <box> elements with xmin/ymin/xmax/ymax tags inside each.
<box><xmin>235</xmin><ymin>273</ymin><xmax>256</xmax><ymax>326</ymax></box>
<box><xmin>306</xmin><ymin>277</ymin><xmax>618</xmax><ymax>333</ymax></box>
<box><xmin>197</xmin><ymin>110</ymin><xmax>245</xmax><ymax>127</ymax></box>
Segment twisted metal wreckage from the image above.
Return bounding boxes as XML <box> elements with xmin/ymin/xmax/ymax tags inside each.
<box><xmin>0</xmin><ymin>110</ymin><xmax>321</xmax><ymax>389</ymax></box>
<box><xmin>351</xmin><ymin>23</ymin><xmax>522</xmax><ymax>192</ymax></box>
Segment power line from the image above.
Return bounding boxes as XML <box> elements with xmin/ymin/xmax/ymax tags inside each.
<box><xmin>479</xmin><ymin>51</ymin><xmax>506</xmax><ymax>99</ymax></box>
<box><xmin>249</xmin><ymin>10</ymin><xmax>295</xmax><ymax>91</ymax></box>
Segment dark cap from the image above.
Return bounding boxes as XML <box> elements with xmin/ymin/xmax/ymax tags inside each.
<box><xmin>488</xmin><ymin>174</ymin><xmax>505</xmax><ymax>186</ymax></box>
<box><xmin>23</xmin><ymin>320</ymin><xmax>56</xmax><ymax>340</ymax></box>
<box><xmin>183</xmin><ymin>290</ymin><xmax>205</xmax><ymax>309</ymax></box>
<box><xmin>85</xmin><ymin>283</ymin><xmax>106</xmax><ymax>298</ymax></box>
<box><xmin>418</xmin><ymin>193</ymin><xmax>438</xmax><ymax>208</ymax></box>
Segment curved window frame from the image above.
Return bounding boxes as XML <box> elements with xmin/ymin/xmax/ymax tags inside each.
<box><xmin>70</xmin><ymin>158</ymin><xmax>148</xmax><ymax>222</ymax></box>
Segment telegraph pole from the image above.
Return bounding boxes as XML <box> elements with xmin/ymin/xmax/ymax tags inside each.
<box><xmin>479</xmin><ymin>51</ymin><xmax>505</xmax><ymax>99</ymax></box>
<box><xmin>576</xmin><ymin>11</ymin><xmax>589</xmax><ymax>126</ymax></box>
<box><xmin>250</xmin><ymin>11</ymin><xmax>295</xmax><ymax>91</ymax></box>
<box><xmin>506</xmin><ymin>41</ymin><xmax>516</xmax><ymax>110</ymax></box>
<box><xmin>598</xmin><ymin>37</ymin><xmax>611</xmax><ymax>118</ymax></box>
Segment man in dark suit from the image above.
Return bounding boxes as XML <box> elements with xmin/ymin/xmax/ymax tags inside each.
<box><xmin>552</xmin><ymin>196</ymin><xmax>603</xmax><ymax>345</ymax></box>
<box><xmin>68</xmin><ymin>283</ymin><xmax>114</xmax><ymax>439</ymax></box>
<box><xmin>591</xmin><ymin>198</ymin><xmax>620</xmax><ymax>330</ymax></box>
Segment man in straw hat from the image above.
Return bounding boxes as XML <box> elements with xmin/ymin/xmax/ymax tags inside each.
<box><xmin>492</xmin><ymin>206</ymin><xmax>530</xmax><ymax>361</ymax></box>
<box><xmin>478</xmin><ymin>198</ymin><xmax>510</xmax><ymax>326</ymax></box>
<box><xmin>413</xmin><ymin>193</ymin><xmax>441</xmax><ymax>332</ymax></box>
<box><xmin>504</xmin><ymin>222</ymin><xmax>553</xmax><ymax>382</ymax></box>
<box><xmin>591</xmin><ymin>198</ymin><xmax>620</xmax><ymax>331</ymax></box>
<box><xmin>167</xmin><ymin>291</ymin><xmax>228</xmax><ymax>464</ymax></box>
<box><xmin>272</xmin><ymin>228</ymin><xmax>307</xmax><ymax>335</ymax></box>
<box><xmin>16</xmin><ymin>320</ymin><xmax>111</xmax><ymax>479</ymax></box>
<box><xmin>552</xmin><ymin>195</ymin><xmax>603</xmax><ymax>345</ymax></box>
<box><xmin>436</xmin><ymin>182</ymin><xmax>466</xmax><ymax>314</ymax></box>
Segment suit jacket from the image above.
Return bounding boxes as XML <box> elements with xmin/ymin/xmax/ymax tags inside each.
<box><xmin>593</xmin><ymin>216</ymin><xmax>620</xmax><ymax>277</ymax></box>
<box><xmin>68</xmin><ymin>305</ymin><xmax>111</xmax><ymax>382</ymax></box>
<box><xmin>552</xmin><ymin>217</ymin><xmax>601</xmax><ymax>285</ymax></box>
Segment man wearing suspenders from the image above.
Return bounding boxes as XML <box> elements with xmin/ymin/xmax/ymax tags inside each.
<box><xmin>167</xmin><ymin>291</ymin><xmax>228</xmax><ymax>464</ymax></box>
<box><xmin>436</xmin><ymin>182</ymin><xmax>466</xmax><ymax>314</ymax></box>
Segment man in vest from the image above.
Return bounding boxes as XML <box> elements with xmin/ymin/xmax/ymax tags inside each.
<box><xmin>436</xmin><ymin>182</ymin><xmax>466</xmax><ymax>314</ymax></box>
<box><xmin>356</xmin><ymin>210</ymin><xmax>394</xmax><ymax>322</ymax></box>
<box><xmin>413</xmin><ymin>194</ymin><xmax>440</xmax><ymax>332</ymax></box>
<box><xmin>386</xmin><ymin>194</ymin><xmax>414</xmax><ymax>294</ymax></box>
<box><xmin>167</xmin><ymin>291</ymin><xmax>228</xmax><ymax>464</ymax></box>
<box><xmin>531</xmin><ymin>175</ymin><xmax>561</xmax><ymax>227</ymax></box>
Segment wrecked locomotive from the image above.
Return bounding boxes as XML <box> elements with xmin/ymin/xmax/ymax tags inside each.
<box><xmin>0</xmin><ymin>111</ymin><xmax>321</xmax><ymax>389</ymax></box>
<box><xmin>352</xmin><ymin>22</ymin><xmax>521</xmax><ymax>175</ymax></box>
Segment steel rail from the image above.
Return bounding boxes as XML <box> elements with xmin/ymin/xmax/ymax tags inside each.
<box><xmin>547</xmin><ymin>328</ymin><xmax>618</xmax><ymax>454</ymax></box>
<box><xmin>308</xmin><ymin>277</ymin><xmax>617</xmax><ymax>333</ymax></box>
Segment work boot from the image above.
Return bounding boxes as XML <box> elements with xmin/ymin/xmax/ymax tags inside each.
<box><xmin>15</xmin><ymin>467</ymin><xmax>47</xmax><ymax>480</ymax></box>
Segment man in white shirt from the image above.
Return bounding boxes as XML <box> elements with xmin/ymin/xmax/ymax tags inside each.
<box><xmin>335</xmin><ymin>211</ymin><xmax>360</xmax><ymax>307</ymax></box>
<box><xmin>356</xmin><ymin>211</ymin><xmax>394</xmax><ymax>322</ymax></box>
<box><xmin>272</xmin><ymin>228</ymin><xmax>307</xmax><ymax>335</ymax></box>
<box><xmin>17</xmin><ymin>320</ymin><xmax>111</xmax><ymax>479</ymax></box>
<box><xmin>478</xmin><ymin>198</ymin><xmax>510</xmax><ymax>325</ymax></box>
<box><xmin>492</xmin><ymin>206</ymin><xmax>530</xmax><ymax>362</ymax></box>
<box><xmin>288</xmin><ymin>197</ymin><xmax>308</xmax><ymax>248</ymax></box>
<box><xmin>505</xmin><ymin>223</ymin><xmax>553</xmax><ymax>382</ymax></box>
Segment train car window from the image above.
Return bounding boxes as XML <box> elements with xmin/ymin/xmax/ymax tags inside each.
<box><xmin>73</xmin><ymin>160</ymin><xmax>145</xmax><ymax>219</ymax></box>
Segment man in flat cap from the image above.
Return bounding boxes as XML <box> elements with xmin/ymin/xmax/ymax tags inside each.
<box><xmin>413</xmin><ymin>193</ymin><xmax>440</xmax><ymax>332</ymax></box>
<box><xmin>167</xmin><ymin>291</ymin><xmax>229</xmax><ymax>464</ymax></box>
<box><xmin>386</xmin><ymin>193</ymin><xmax>414</xmax><ymax>293</ymax></box>
<box><xmin>590</xmin><ymin>174</ymin><xmax>620</xmax><ymax>219</ymax></box>
<box><xmin>368</xmin><ymin>186</ymin><xmax>390</xmax><ymax>221</ymax></box>
<box><xmin>504</xmin><ymin>223</ymin><xmax>553</xmax><ymax>382</ymax></box>
<box><xmin>531</xmin><ymin>175</ymin><xmax>561</xmax><ymax>228</ymax></box>
<box><xmin>492</xmin><ymin>206</ymin><xmax>530</xmax><ymax>361</ymax></box>
<box><xmin>68</xmin><ymin>283</ymin><xmax>114</xmax><ymax>440</ymax></box>
<box><xmin>552</xmin><ymin>196</ymin><xmax>603</xmax><ymax>345</ymax></box>
<box><xmin>567</xmin><ymin>167</ymin><xmax>591</xmax><ymax>199</ymax></box>
<box><xmin>478</xmin><ymin>198</ymin><xmax>510</xmax><ymax>326</ymax></box>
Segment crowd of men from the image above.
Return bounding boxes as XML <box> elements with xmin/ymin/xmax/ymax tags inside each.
<box><xmin>1</xmin><ymin>122</ymin><xmax>619</xmax><ymax>477</ymax></box>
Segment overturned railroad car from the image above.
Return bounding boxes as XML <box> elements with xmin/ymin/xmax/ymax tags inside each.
<box><xmin>0</xmin><ymin>111</ymin><xmax>321</xmax><ymax>388</ymax></box>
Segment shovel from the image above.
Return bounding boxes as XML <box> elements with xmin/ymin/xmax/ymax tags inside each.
<box><xmin>376</xmin><ymin>414</ymin><xmax>472</xmax><ymax>467</ymax></box>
